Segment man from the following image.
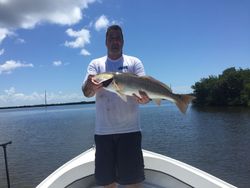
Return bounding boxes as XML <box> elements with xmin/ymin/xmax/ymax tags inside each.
<box><xmin>82</xmin><ymin>25</ymin><xmax>149</xmax><ymax>188</ymax></box>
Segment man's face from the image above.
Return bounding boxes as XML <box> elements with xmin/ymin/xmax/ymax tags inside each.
<box><xmin>106</xmin><ymin>29</ymin><xmax>124</xmax><ymax>56</ymax></box>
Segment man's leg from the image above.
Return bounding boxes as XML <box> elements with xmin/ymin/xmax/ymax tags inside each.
<box><xmin>104</xmin><ymin>182</ymin><xmax>117</xmax><ymax>188</ymax></box>
<box><xmin>95</xmin><ymin>135</ymin><xmax>116</xmax><ymax>186</ymax></box>
<box><xmin>116</xmin><ymin>132</ymin><xmax>145</xmax><ymax>185</ymax></box>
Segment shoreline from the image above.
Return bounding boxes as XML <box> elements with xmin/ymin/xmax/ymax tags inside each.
<box><xmin>0</xmin><ymin>101</ymin><xmax>95</xmax><ymax>110</ymax></box>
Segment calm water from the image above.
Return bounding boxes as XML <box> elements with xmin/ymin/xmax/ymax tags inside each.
<box><xmin>0</xmin><ymin>103</ymin><xmax>249</xmax><ymax>188</ymax></box>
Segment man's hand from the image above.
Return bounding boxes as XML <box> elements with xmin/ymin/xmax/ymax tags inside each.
<box><xmin>133</xmin><ymin>90</ymin><xmax>150</xmax><ymax>104</ymax></box>
<box><xmin>82</xmin><ymin>75</ymin><xmax>102</xmax><ymax>97</ymax></box>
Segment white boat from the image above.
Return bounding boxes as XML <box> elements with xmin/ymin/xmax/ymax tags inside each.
<box><xmin>37</xmin><ymin>147</ymin><xmax>237</xmax><ymax>188</ymax></box>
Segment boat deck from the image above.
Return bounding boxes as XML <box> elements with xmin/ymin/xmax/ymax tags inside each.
<box><xmin>66</xmin><ymin>169</ymin><xmax>192</xmax><ymax>188</ymax></box>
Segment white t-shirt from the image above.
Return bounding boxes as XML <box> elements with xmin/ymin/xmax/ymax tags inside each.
<box><xmin>83</xmin><ymin>54</ymin><xmax>145</xmax><ymax>135</ymax></box>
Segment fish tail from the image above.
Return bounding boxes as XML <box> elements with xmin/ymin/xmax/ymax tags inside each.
<box><xmin>175</xmin><ymin>95</ymin><xmax>196</xmax><ymax>114</ymax></box>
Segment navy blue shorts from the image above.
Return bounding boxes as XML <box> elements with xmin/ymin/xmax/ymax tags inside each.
<box><xmin>94</xmin><ymin>132</ymin><xmax>145</xmax><ymax>186</ymax></box>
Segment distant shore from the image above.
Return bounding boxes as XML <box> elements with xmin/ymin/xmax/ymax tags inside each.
<box><xmin>0</xmin><ymin>101</ymin><xmax>95</xmax><ymax>110</ymax></box>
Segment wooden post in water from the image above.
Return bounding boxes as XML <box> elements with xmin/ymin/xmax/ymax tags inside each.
<box><xmin>0</xmin><ymin>141</ymin><xmax>12</xmax><ymax>188</ymax></box>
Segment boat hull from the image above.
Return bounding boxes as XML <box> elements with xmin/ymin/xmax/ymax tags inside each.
<box><xmin>37</xmin><ymin>147</ymin><xmax>237</xmax><ymax>188</ymax></box>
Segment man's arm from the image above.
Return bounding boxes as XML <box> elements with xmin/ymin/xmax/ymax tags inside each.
<box><xmin>82</xmin><ymin>75</ymin><xmax>102</xmax><ymax>97</ymax></box>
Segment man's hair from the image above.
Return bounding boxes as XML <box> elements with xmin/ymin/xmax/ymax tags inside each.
<box><xmin>106</xmin><ymin>25</ymin><xmax>123</xmax><ymax>39</ymax></box>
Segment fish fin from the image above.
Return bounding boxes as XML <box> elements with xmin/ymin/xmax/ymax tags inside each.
<box><xmin>175</xmin><ymin>95</ymin><xmax>196</xmax><ymax>114</ymax></box>
<box><xmin>117</xmin><ymin>91</ymin><xmax>128</xmax><ymax>102</ymax></box>
<box><xmin>113</xmin><ymin>81</ymin><xmax>127</xmax><ymax>102</ymax></box>
<box><xmin>101</xmin><ymin>78</ymin><xmax>113</xmax><ymax>87</ymax></box>
<box><xmin>153</xmin><ymin>99</ymin><xmax>162</xmax><ymax>106</ymax></box>
<box><xmin>113</xmin><ymin>81</ymin><xmax>122</xmax><ymax>91</ymax></box>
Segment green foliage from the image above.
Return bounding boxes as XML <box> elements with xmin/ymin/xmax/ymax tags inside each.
<box><xmin>192</xmin><ymin>67</ymin><xmax>250</xmax><ymax>106</ymax></box>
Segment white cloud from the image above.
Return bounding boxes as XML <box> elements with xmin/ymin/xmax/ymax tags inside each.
<box><xmin>48</xmin><ymin>92</ymin><xmax>84</xmax><ymax>104</ymax></box>
<box><xmin>0</xmin><ymin>87</ymin><xmax>45</xmax><ymax>106</ymax></box>
<box><xmin>64</xmin><ymin>28</ymin><xmax>91</xmax><ymax>55</ymax></box>
<box><xmin>95</xmin><ymin>15</ymin><xmax>109</xmax><ymax>31</ymax></box>
<box><xmin>80</xmin><ymin>48</ymin><xmax>91</xmax><ymax>56</ymax></box>
<box><xmin>0</xmin><ymin>60</ymin><xmax>33</xmax><ymax>74</ymax></box>
<box><xmin>4</xmin><ymin>87</ymin><xmax>16</xmax><ymax>95</ymax></box>
<box><xmin>0</xmin><ymin>0</ymin><xmax>96</xmax><ymax>44</ymax></box>
<box><xmin>52</xmin><ymin>60</ymin><xmax>62</xmax><ymax>66</ymax></box>
<box><xmin>0</xmin><ymin>49</ymin><xmax>4</xmax><ymax>56</ymax></box>
<box><xmin>0</xmin><ymin>87</ymin><xmax>84</xmax><ymax>107</ymax></box>
<box><xmin>0</xmin><ymin>0</ymin><xmax>8</xmax><ymax>4</ymax></box>
<box><xmin>64</xmin><ymin>28</ymin><xmax>90</xmax><ymax>48</ymax></box>
<box><xmin>0</xmin><ymin>0</ymin><xmax>96</xmax><ymax>29</ymax></box>
<box><xmin>15</xmin><ymin>38</ymin><xmax>25</xmax><ymax>44</ymax></box>
<box><xmin>0</xmin><ymin>28</ymin><xmax>13</xmax><ymax>44</ymax></box>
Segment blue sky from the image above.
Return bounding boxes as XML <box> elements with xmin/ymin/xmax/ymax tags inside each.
<box><xmin>0</xmin><ymin>0</ymin><xmax>249</xmax><ymax>107</ymax></box>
